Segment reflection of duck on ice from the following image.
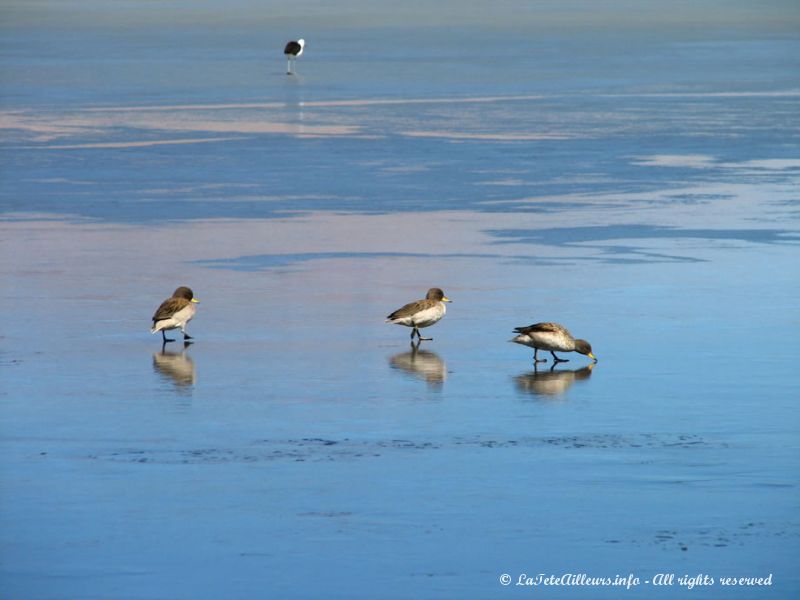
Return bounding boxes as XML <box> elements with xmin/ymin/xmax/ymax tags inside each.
<box><xmin>153</xmin><ymin>346</ymin><xmax>196</xmax><ymax>388</ymax></box>
<box><xmin>514</xmin><ymin>363</ymin><xmax>594</xmax><ymax>397</ymax></box>
<box><xmin>389</xmin><ymin>342</ymin><xmax>447</xmax><ymax>387</ymax></box>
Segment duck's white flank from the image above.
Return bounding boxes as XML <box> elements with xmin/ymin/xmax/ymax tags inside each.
<box><xmin>388</xmin><ymin>303</ymin><xmax>446</xmax><ymax>328</ymax></box>
<box><xmin>513</xmin><ymin>329</ymin><xmax>575</xmax><ymax>352</ymax></box>
<box><xmin>151</xmin><ymin>303</ymin><xmax>196</xmax><ymax>335</ymax></box>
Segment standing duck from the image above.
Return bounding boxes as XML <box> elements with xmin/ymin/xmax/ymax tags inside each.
<box><xmin>284</xmin><ymin>39</ymin><xmax>305</xmax><ymax>74</ymax></box>
<box><xmin>512</xmin><ymin>322</ymin><xmax>596</xmax><ymax>363</ymax></box>
<box><xmin>386</xmin><ymin>288</ymin><xmax>452</xmax><ymax>342</ymax></box>
<box><xmin>151</xmin><ymin>286</ymin><xmax>199</xmax><ymax>344</ymax></box>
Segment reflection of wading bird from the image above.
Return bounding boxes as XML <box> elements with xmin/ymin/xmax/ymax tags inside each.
<box><xmin>386</xmin><ymin>288</ymin><xmax>452</xmax><ymax>342</ymax></box>
<box><xmin>284</xmin><ymin>39</ymin><xmax>305</xmax><ymax>74</ymax></box>
<box><xmin>514</xmin><ymin>364</ymin><xmax>594</xmax><ymax>397</ymax></box>
<box><xmin>151</xmin><ymin>286</ymin><xmax>199</xmax><ymax>344</ymax></box>
<box><xmin>511</xmin><ymin>322</ymin><xmax>596</xmax><ymax>364</ymax></box>
<box><xmin>389</xmin><ymin>343</ymin><xmax>447</xmax><ymax>387</ymax></box>
<box><xmin>153</xmin><ymin>348</ymin><xmax>197</xmax><ymax>388</ymax></box>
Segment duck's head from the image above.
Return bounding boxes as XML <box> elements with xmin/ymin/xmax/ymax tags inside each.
<box><xmin>173</xmin><ymin>286</ymin><xmax>199</xmax><ymax>303</ymax></box>
<box><xmin>426</xmin><ymin>287</ymin><xmax>451</xmax><ymax>302</ymax></box>
<box><xmin>574</xmin><ymin>339</ymin><xmax>596</xmax><ymax>361</ymax></box>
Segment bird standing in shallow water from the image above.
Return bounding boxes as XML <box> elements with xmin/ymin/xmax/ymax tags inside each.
<box><xmin>511</xmin><ymin>322</ymin><xmax>596</xmax><ymax>364</ymax></box>
<box><xmin>386</xmin><ymin>288</ymin><xmax>452</xmax><ymax>342</ymax></box>
<box><xmin>284</xmin><ymin>39</ymin><xmax>305</xmax><ymax>74</ymax></box>
<box><xmin>151</xmin><ymin>286</ymin><xmax>199</xmax><ymax>344</ymax></box>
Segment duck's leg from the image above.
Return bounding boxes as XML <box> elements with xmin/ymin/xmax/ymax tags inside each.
<box><xmin>551</xmin><ymin>351</ymin><xmax>569</xmax><ymax>363</ymax></box>
<box><xmin>161</xmin><ymin>330</ymin><xmax>175</xmax><ymax>343</ymax></box>
<box><xmin>533</xmin><ymin>348</ymin><xmax>547</xmax><ymax>363</ymax></box>
<box><xmin>410</xmin><ymin>327</ymin><xmax>418</xmax><ymax>340</ymax></box>
<box><xmin>415</xmin><ymin>324</ymin><xmax>432</xmax><ymax>341</ymax></box>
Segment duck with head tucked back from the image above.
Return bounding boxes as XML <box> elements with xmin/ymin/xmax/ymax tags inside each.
<box><xmin>151</xmin><ymin>286</ymin><xmax>199</xmax><ymax>344</ymax></box>
<box><xmin>284</xmin><ymin>38</ymin><xmax>305</xmax><ymax>74</ymax></box>
<box><xmin>511</xmin><ymin>322</ymin><xmax>596</xmax><ymax>364</ymax></box>
<box><xmin>386</xmin><ymin>287</ymin><xmax>452</xmax><ymax>342</ymax></box>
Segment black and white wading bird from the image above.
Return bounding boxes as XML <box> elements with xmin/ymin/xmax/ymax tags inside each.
<box><xmin>386</xmin><ymin>288</ymin><xmax>452</xmax><ymax>342</ymax></box>
<box><xmin>284</xmin><ymin>39</ymin><xmax>305</xmax><ymax>74</ymax></box>
<box><xmin>151</xmin><ymin>286</ymin><xmax>199</xmax><ymax>344</ymax></box>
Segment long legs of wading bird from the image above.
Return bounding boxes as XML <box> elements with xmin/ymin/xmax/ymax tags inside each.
<box><xmin>531</xmin><ymin>347</ymin><xmax>568</xmax><ymax>364</ymax></box>
<box><xmin>411</xmin><ymin>326</ymin><xmax>432</xmax><ymax>342</ymax></box>
<box><xmin>161</xmin><ymin>333</ymin><xmax>194</xmax><ymax>351</ymax></box>
<box><xmin>534</xmin><ymin>362</ymin><xmax>559</xmax><ymax>373</ymax></box>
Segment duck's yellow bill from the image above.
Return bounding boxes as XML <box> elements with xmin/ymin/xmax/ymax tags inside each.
<box><xmin>588</xmin><ymin>353</ymin><xmax>597</xmax><ymax>361</ymax></box>
<box><xmin>191</xmin><ymin>298</ymin><xmax>200</xmax><ymax>303</ymax></box>
<box><xmin>442</xmin><ymin>297</ymin><xmax>452</xmax><ymax>302</ymax></box>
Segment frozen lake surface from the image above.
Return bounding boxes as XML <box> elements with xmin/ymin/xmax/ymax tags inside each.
<box><xmin>1</xmin><ymin>2</ymin><xmax>799</xmax><ymax>598</ymax></box>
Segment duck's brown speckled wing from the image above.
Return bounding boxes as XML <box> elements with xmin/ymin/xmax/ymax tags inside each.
<box><xmin>514</xmin><ymin>322</ymin><xmax>567</xmax><ymax>335</ymax></box>
<box><xmin>152</xmin><ymin>297</ymin><xmax>190</xmax><ymax>323</ymax></box>
<box><xmin>387</xmin><ymin>298</ymin><xmax>436</xmax><ymax>320</ymax></box>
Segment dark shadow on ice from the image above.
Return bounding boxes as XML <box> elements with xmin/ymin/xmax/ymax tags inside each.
<box><xmin>195</xmin><ymin>251</ymin><xmax>564</xmax><ymax>271</ymax></box>
<box><xmin>153</xmin><ymin>346</ymin><xmax>196</xmax><ymax>391</ymax></box>
<box><xmin>514</xmin><ymin>363</ymin><xmax>594</xmax><ymax>398</ymax></box>
<box><xmin>489</xmin><ymin>224</ymin><xmax>800</xmax><ymax>247</ymax></box>
<box><xmin>488</xmin><ymin>224</ymin><xmax>800</xmax><ymax>263</ymax></box>
<box><xmin>199</xmin><ymin>252</ymin><xmax>434</xmax><ymax>271</ymax></box>
<box><xmin>90</xmin><ymin>432</ymin><xmax>726</xmax><ymax>466</ymax></box>
<box><xmin>389</xmin><ymin>342</ymin><xmax>447</xmax><ymax>388</ymax></box>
